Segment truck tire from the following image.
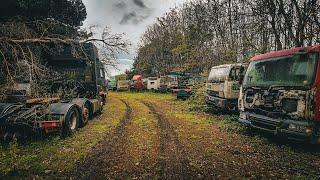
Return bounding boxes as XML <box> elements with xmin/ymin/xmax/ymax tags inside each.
<box><xmin>97</xmin><ymin>97</ymin><xmax>104</xmax><ymax>114</ymax></box>
<box><xmin>79</xmin><ymin>102</ymin><xmax>91</xmax><ymax>128</ymax></box>
<box><xmin>61</xmin><ymin>107</ymin><xmax>80</xmax><ymax>137</ymax></box>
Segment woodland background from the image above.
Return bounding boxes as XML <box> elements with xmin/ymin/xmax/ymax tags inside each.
<box><xmin>133</xmin><ymin>0</ymin><xmax>320</xmax><ymax>76</ymax></box>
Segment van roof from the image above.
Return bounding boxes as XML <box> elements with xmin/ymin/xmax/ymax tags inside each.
<box><xmin>250</xmin><ymin>45</ymin><xmax>320</xmax><ymax>61</ymax></box>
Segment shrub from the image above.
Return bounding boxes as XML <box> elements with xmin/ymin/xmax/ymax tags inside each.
<box><xmin>186</xmin><ymin>83</ymin><xmax>208</xmax><ymax>112</ymax></box>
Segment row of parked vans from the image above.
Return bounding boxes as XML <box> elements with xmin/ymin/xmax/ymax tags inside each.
<box><xmin>207</xmin><ymin>45</ymin><xmax>320</xmax><ymax>144</ymax></box>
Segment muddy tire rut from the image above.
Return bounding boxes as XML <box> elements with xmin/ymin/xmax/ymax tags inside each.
<box><xmin>141</xmin><ymin>101</ymin><xmax>195</xmax><ymax>179</ymax></box>
<box><xmin>72</xmin><ymin>99</ymin><xmax>132</xmax><ymax>179</ymax></box>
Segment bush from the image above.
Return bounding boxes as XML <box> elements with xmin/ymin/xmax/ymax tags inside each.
<box><xmin>186</xmin><ymin>83</ymin><xmax>208</xmax><ymax>112</ymax></box>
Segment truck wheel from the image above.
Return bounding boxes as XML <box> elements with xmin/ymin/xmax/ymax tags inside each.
<box><xmin>61</xmin><ymin>107</ymin><xmax>80</xmax><ymax>137</ymax></box>
<box><xmin>96</xmin><ymin>97</ymin><xmax>104</xmax><ymax>114</ymax></box>
<box><xmin>79</xmin><ymin>103</ymin><xmax>90</xmax><ymax>128</ymax></box>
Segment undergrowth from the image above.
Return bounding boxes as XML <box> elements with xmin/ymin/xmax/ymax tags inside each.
<box><xmin>186</xmin><ymin>83</ymin><xmax>208</xmax><ymax>112</ymax></box>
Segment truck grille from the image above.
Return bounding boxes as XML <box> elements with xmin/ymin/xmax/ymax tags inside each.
<box><xmin>248</xmin><ymin>114</ymin><xmax>281</xmax><ymax>131</ymax></box>
<box><xmin>207</xmin><ymin>90</ymin><xmax>219</xmax><ymax>97</ymax></box>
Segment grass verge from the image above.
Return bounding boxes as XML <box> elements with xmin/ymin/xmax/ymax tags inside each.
<box><xmin>0</xmin><ymin>96</ymin><xmax>125</xmax><ymax>179</ymax></box>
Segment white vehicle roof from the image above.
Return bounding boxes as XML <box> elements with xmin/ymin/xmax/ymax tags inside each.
<box><xmin>210</xmin><ymin>63</ymin><xmax>244</xmax><ymax>70</ymax></box>
<box><xmin>208</xmin><ymin>63</ymin><xmax>246</xmax><ymax>82</ymax></box>
<box><xmin>148</xmin><ymin>77</ymin><xmax>158</xmax><ymax>80</ymax></box>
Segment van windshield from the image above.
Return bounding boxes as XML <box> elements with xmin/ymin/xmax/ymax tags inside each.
<box><xmin>208</xmin><ymin>66</ymin><xmax>230</xmax><ymax>83</ymax></box>
<box><xmin>243</xmin><ymin>53</ymin><xmax>318</xmax><ymax>88</ymax></box>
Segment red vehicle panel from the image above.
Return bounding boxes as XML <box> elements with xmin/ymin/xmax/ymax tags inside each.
<box><xmin>130</xmin><ymin>75</ymin><xmax>144</xmax><ymax>90</ymax></box>
<box><xmin>239</xmin><ymin>45</ymin><xmax>320</xmax><ymax>143</ymax></box>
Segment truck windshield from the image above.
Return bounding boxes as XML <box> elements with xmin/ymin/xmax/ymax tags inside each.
<box><xmin>244</xmin><ymin>53</ymin><xmax>318</xmax><ymax>88</ymax></box>
<box><xmin>208</xmin><ymin>66</ymin><xmax>230</xmax><ymax>83</ymax></box>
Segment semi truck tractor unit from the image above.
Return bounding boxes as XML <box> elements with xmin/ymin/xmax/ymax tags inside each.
<box><xmin>130</xmin><ymin>75</ymin><xmax>144</xmax><ymax>91</ymax></box>
<box><xmin>206</xmin><ymin>64</ymin><xmax>246</xmax><ymax>110</ymax></box>
<box><xmin>0</xmin><ymin>43</ymin><xmax>106</xmax><ymax>142</ymax></box>
<box><xmin>238</xmin><ymin>45</ymin><xmax>320</xmax><ymax>143</ymax></box>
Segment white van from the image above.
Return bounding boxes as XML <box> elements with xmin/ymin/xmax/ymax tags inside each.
<box><xmin>147</xmin><ymin>77</ymin><xmax>160</xmax><ymax>91</ymax></box>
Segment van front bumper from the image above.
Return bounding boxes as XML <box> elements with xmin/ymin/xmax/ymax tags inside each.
<box><xmin>239</xmin><ymin>112</ymin><xmax>319</xmax><ymax>143</ymax></box>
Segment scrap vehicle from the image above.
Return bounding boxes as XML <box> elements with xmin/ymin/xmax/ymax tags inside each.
<box><xmin>116</xmin><ymin>74</ymin><xmax>129</xmax><ymax>91</ymax></box>
<box><xmin>206</xmin><ymin>64</ymin><xmax>247</xmax><ymax>111</ymax></box>
<box><xmin>142</xmin><ymin>78</ymin><xmax>148</xmax><ymax>89</ymax></box>
<box><xmin>108</xmin><ymin>76</ymin><xmax>117</xmax><ymax>90</ymax></box>
<box><xmin>147</xmin><ymin>77</ymin><xmax>160</xmax><ymax>91</ymax></box>
<box><xmin>238</xmin><ymin>45</ymin><xmax>320</xmax><ymax>143</ymax></box>
<box><xmin>0</xmin><ymin>43</ymin><xmax>107</xmax><ymax>141</ymax></box>
<box><xmin>167</xmin><ymin>73</ymin><xmax>179</xmax><ymax>91</ymax></box>
<box><xmin>187</xmin><ymin>76</ymin><xmax>206</xmax><ymax>90</ymax></box>
<box><xmin>130</xmin><ymin>75</ymin><xmax>145</xmax><ymax>91</ymax></box>
<box><xmin>159</xmin><ymin>76</ymin><xmax>169</xmax><ymax>93</ymax></box>
<box><xmin>170</xmin><ymin>73</ymin><xmax>193</xmax><ymax>100</ymax></box>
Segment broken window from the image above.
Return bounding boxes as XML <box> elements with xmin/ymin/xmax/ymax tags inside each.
<box><xmin>244</xmin><ymin>52</ymin><xmax>318</xmax><ymax>87</ymax></box>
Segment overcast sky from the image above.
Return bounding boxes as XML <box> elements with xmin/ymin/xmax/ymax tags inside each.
<box><xmin>82</xmin><ymin>0</ymin><xmax>188</xmax><ymax>76</ymax></box>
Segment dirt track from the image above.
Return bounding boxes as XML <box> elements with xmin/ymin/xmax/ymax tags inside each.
<box><xmin>3</xmin><ymin>92</ymin><xmax>320</xmax><ymax>179</ymax></box>
<box><xmin>70</xmin><ymin>92</ymin><xmax>320</xmax><ymax>179</ymax></box>
<box><xmin>74</xmin><ymin>99</ymin><xmax>133</xmax><ymax>179</ymax></box>
<box><xmin>141</xmin><ymin>101</ymin><xmax>195</xmax><ymax>179</ymax></box>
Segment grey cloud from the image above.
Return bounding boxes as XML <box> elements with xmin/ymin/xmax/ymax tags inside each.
<box><xmin>115</xmin><ymin>2</ymin><xmax>127</xmax><ymax>9</ymax></box>
<box><xmin>119</xmin><ymin>12</ymin><xmax>137</xmax><ymax>25</ymax></box>
<box><xmin>83</xmin><ymin>0</ymin><xmax>187</xmax><ymax>75</ymax></box>
<box><xmin>133</xmin><ymin>0</ymin><xmax>146</xmax><ymax>8</ymax></box>
<box><xmin>113</xmin><ymin>0</ymin><xmax>151</xmax><ymax>25</ymax></box>
<box><xmin>119</xmin><ymin>11</ymin><xmax>150</xmax><ymax>25</ymax></box>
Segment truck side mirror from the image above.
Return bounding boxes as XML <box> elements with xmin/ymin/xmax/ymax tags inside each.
<box><xmin>239</xmin><ymin>66</ymin><xmax>245</xmax><ymax>85</ymax></box>
<box><xmin>239</xmin><ymin>75</ymin><xmax>244</xmax><ymax>85</ymax></box>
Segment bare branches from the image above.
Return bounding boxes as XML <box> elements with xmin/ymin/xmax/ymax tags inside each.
<box><xmin>0</xmin><ymin>21</ymin><xmax>129</xmax><ymax>100</ymax></box>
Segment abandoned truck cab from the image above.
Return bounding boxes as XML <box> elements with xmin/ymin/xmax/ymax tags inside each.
<box><xmin>130</xmin><ymin>75</ymin><xmax>144</xmax><ymax>91</ymax></box>
<box><xmin>116</xmin><ymin>74</ymin><xmax>129</xmax><ymax>91</ymax></box>
<box><xmin>206</xmin><ymin>64</ymin><xmax>246</xmax><ymax>110</ymax></box>
<box><xmin>239</xmin><ymin>45</ymin><xmax>320</xmax><ymax>143</ymax></box>
<box><xmin>0</xmin><ymin>43</ymin><xmax>106</xmax><ymax>141</ymax></box>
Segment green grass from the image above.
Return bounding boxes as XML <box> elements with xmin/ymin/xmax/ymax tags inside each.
<box><xmin>0</xmin><ymin>97</ymin><xmax>125</xmax><ymax>179</ymax></box>
<box><xmin>2</xmin><ymin>91</ymin><xmax>318</xmax><ymax>179</ymax></box>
